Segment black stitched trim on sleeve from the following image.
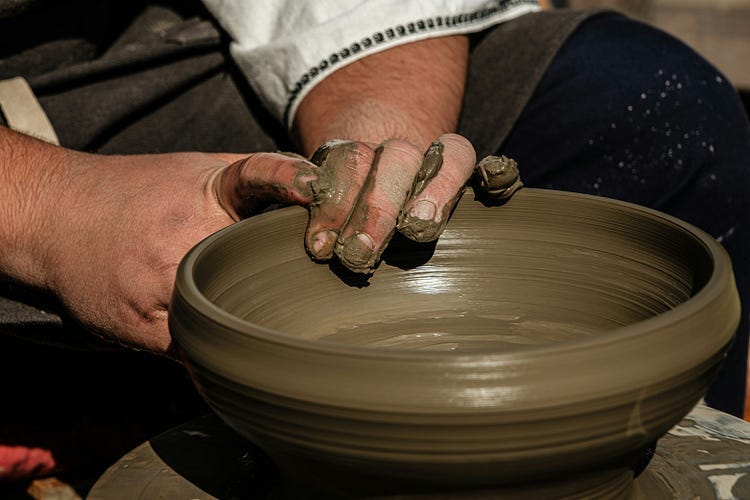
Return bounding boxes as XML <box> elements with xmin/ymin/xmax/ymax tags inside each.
<box><xmin>283</xmin><ymin>0</ymin><xmax>537</xmax><ymax>127</ymax></box>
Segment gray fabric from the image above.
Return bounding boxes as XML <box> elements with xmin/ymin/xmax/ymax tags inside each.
<box><xmin>461</xmin><ymin>9</ymin><xmax>602</xmax><ymax>157</ymax></box>
<box><xmin>0</xmin><ymin>0</ymin><xmax>46</xmax><ymax>19</ymax></box>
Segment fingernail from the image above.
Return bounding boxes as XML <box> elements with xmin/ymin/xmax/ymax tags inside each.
<box><xmin>356</xmin><ymin>232</ymin><xmax>375</xmax><ymax>249</ymax></box>
<box><xmin>409</xmin><ymin>200</ymin><xmax>437</xmax><ymax>220</ymax></box>
<box><xmin>311</xmin><ymin>230</ymin><xmax>337</xmax><ymax>259</ymax></box>
<box><xmin>336</xmin><ymin>232</ymin><xmax>376</xmax><ymax>273</ymax></box>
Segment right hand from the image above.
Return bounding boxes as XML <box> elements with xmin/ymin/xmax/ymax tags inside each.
<box><xmin>304</xmin><ymin>133</ymin><xmax>477</xmax><ymax>273</ymax></box>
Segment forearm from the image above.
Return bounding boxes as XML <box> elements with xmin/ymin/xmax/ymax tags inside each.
<box><xmin>0</xmin><ymin>127</ymin><xmax>74</xmax><ymax>289</ymax></box>
<box><xmin>293</xmin><ymin>35</ymin><xmax>469</xmax><ymax>155</ymax></box>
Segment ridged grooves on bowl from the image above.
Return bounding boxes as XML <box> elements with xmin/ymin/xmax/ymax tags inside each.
<box><xmin>170</xmin><ymin>189</ymin><xmax>739</xmax><ymax>497</ymax></box>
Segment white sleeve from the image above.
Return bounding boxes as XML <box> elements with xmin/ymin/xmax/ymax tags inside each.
<box><xmin>201</xmin><ymin>0</ymin><xmax>540</xmax><ymax>129</ymax></box>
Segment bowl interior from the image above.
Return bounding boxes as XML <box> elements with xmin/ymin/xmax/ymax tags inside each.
<box><xmin>192</xmin><ymin>189</ymin><xmax>712</xmax><ymax>353</ymax></box>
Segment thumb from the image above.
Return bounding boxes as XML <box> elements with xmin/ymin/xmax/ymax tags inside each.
<box><xmin>213</xmin><ymin>152</ymin><xmax>322</xmax><ymax>220</ymax></box>
<box><xmin>210</xmin><ymin>152</ymin><xmax>253</xmax><ymax>164</ymax></box>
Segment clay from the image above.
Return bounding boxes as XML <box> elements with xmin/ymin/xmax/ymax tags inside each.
<box><xmin>170</xmin><ymin>189</ymin><xmax>739</xmax><ymax>498</ymax></box>
<box><xmin>395</xmin><ymin>141</ymin><xmax>446</xmax><ymax>242</ymax></box>
<box><xmin>309</xmin><ymin>143</ymin><xmax>522</xmax><ymax>269</ymax></box>
<box><xmin>396</xmin><ymin>214</ymin><xmax>442</xmax><ymax>242</ymax></box>
<box><xmin>220</xmin><ymin>156</ymin><xmax>320</xmax><ymax>219</ymax></box>
<box><xmin>305</xmin><ymin>140</ymin><xmax>360</xmax><ymax>260</ymax></box>
<box><xmin>89</xmin><ymin>406</ymin><xmax>750</xmax><ymax>499</ymax></box>
<box><xmin>334</xmin><ymin>228</ymin><xmax>387</xmax><ymax>274</ymax></box>
<box><xmin>333</xmin><ymin>144</ymin><xmax>421</xmax><ymax>274</ymax></box>
<box><xmin>473</xmin><ymin>155</ymin><xmax>523</xmax><ymax>200</ymax></box>
<box><xmin>308</xmin><ymin>140</ymin><xmax>357</xmax><ymax>211</ymax></box>
<box><xmin>397</xmin><ymin>188</ymin><xmax>463</xmax><ymax>243</ymax></box>
<box><xmin>309</xmin><ymin>139</ymin><xmax>353</xmax><ymax>168</ymax></box>
<box><xmin>410</xmin><ymin>140</ymin><xmax>444</xmax><ymax>198</ymax></box>
<box><xmin>394</xmin><ymin>140</ymin><xmax>441</xmax><ymax>243</ymax></box>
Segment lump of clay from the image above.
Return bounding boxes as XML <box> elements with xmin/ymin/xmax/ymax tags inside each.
<box><xmin>473</xmin><ymin>155</ymin><xmax>523</xmax><ymax>200</ymax></box>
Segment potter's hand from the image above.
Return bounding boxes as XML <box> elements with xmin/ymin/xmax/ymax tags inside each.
<box><xmin>0</xmin><ymin>127</ymin><xmax>321</xmax><ymax>355</ymax></box>
<box><xmin>49</xmin><ymin>151</ymin><xmax>322</xmax><ymax>355</ymax></box>
<box><xmin>306</xmin><ymin>135</ymin><xmax>476</xmax><ymax>273</ymax></box>
<box><xmin>294</xmin><ymin>35</ymin><xmax>472</xmax><ymax>273</ymax></box>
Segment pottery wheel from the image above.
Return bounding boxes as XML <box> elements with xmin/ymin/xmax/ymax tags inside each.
<box><xmin>89</xmin><ymin>404</ymin><xmax>750</xmax><ymax>499</ymax></box>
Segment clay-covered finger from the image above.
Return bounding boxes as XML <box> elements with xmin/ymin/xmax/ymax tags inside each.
<box><xmin>397</xmin><ymin>134</ymin><xmax>477</xmax><ymax>242</ymax></box>
<box><xmin>305</xmin><ymin>141</ymin><xmax>375</xmax><ymax>260</ymax></box>
<box><xmin>214</xmin><ymin>152</ymin><xmax>321</xmax><ymax>220</ymax></box>
<box><xmin>335</xmin><ymin>139</ymin><xmax>424</xmax><ymax>273</ymax></box>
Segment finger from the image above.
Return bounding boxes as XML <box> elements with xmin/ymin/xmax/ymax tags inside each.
<box><xmin>335</xmin><ymin>139</ymin><xmax>423</xmax><ymax>273</ymax></box>
<box><xmin>397</xmin><ymin>134</ymin><xmax>476</xmax><ymax>242</ymax></box>
<box><xmin>214</xmin><ymin>152</ymin><xmax>321</xmax><ymax>220</ymax></box>
<box><xmin>210</xmin><ymin>152</ymin><xmax>251</xmax><ymax>164</ymax></box>
<box><xmin>305</xmin><ymin>141</ymin><xmax>375</xmax><ymax>260</ymax></box>
<box><xmin>210</xmin><ymin>151</ymin><xmax>308</xmax><ymax>163</ymax></box>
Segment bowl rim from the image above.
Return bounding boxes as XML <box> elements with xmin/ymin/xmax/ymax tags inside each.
<box><xmin>172</xmin><ymin>188</ymin><xmax>737</xmax><ymax>363</ymax></box>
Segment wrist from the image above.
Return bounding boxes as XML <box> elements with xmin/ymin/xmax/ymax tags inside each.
<box><xmin>0</xmin><ymin>129</ymin><xmax>81</xmax><ymax>290</ymax></box>
<box><xmin>293</xmin><ymin>35</ymin><xmax>468</xmax><ymax>155</ymax></box>
<box><xmin>298</xmin><ymin>98</ymin><xmax>446</xmax><ymax>153</ymax></box>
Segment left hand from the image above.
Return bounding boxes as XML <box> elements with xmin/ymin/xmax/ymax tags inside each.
<box><xmin>28</xmin><ymin>147</ymin><xmax>322</xmax><ymax>355</ymax></box>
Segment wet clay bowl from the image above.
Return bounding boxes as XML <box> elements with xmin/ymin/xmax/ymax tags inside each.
<box><xmin>169</xmin><ymin>189</ymin><xmax>740</xmax><ymax>498</ymax></box>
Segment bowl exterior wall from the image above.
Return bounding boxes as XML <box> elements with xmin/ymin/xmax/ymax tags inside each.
<box><xmin>170</xmin><ymin>189</ymin><xmax>740</xmax><ymax>492</ymax></box>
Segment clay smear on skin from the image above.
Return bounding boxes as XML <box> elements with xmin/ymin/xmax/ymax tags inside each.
<box><xmin>307</xmin><ymin>141</ymin><xmax>369</xmax><ymax>260</ymax></box>
<box><xmin>397</xmin><ymin>140</ymin><xmax>445</xmax><ymax>242</ymax></box>
<box><xmin>333</xmin><ymin>143</ymin><xmax>421</xmax><ymax>273</ymax></box>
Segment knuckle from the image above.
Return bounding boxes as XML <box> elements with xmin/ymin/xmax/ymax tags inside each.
<box><xmin>380</xmin><ymin>138</ymin><xmax>421</xmax><ymax>160</ymax></box>
<box><xmin>440</xmin><ymin>134</ymin><xmax>476</xmax><ymax>160</ymax></box>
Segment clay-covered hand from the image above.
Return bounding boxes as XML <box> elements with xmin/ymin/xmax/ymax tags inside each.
<box><xmin>291</xmin><ymin>35</ymin><xmax>476</xmax><ymax>273</ymax></box>
<box><xmin>305</xmin><ymin>134</ymin><xmax>477</xmax><ymax>273</ymax></box>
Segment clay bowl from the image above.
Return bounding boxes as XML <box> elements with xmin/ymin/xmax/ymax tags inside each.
<box><xmin>170</xmin><ymin>189</ymin><xmax>739</xmax><ymax>498</ymax></box>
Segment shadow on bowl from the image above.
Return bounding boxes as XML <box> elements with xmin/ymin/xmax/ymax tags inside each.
<box><xmin>170</xmin><ymin>189</ymin><xmax>739</xmax><ymax>498</ymax></box>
